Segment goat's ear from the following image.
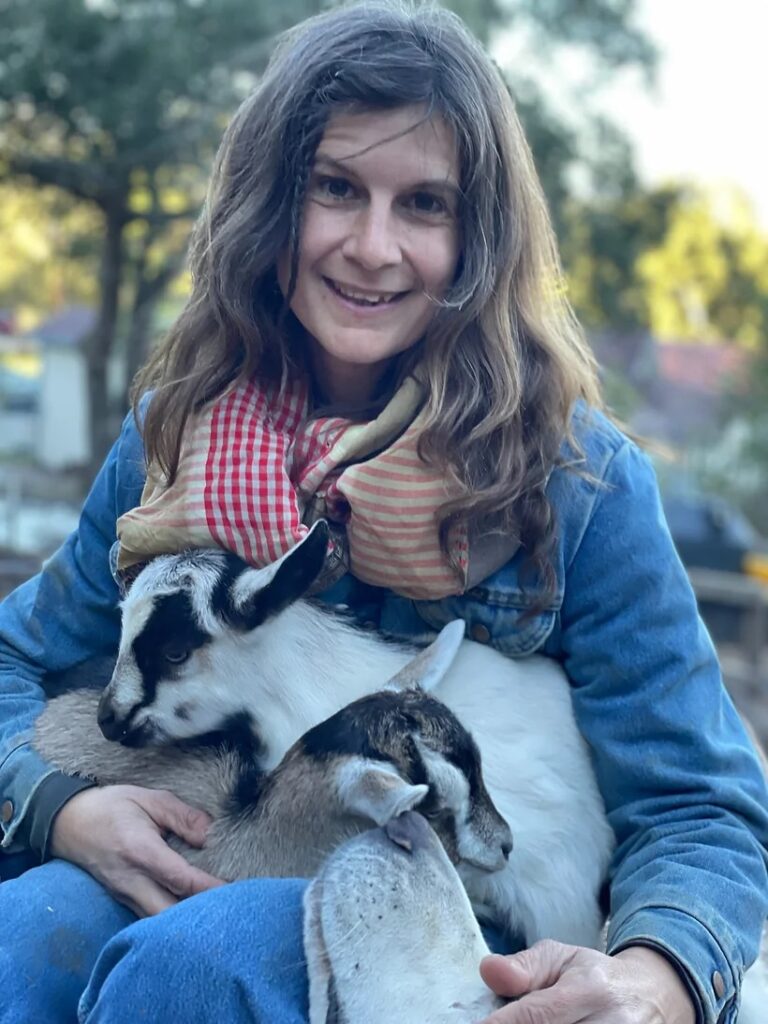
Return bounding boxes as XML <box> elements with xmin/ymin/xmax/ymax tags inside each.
<box><xmin>335</xmin><ymin>759</ymin><xmax>428</xmax><ymax>826</ymax></box>
<box><xmin>230</xmin><ymin>521</ymin><xmax>330</xmax><ymax>629</ymax></box>
<box><xmin>384</xmin><ymin>619</ymin><xmax>465</xmax><ymax>693</ymax></box>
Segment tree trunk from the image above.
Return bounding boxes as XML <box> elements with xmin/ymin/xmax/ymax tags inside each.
<box><xmin>86</xmin><ymin>204</ymin><xmax>125</xmax><ymax>478</ymax></box>
<box><xmin>123</xmin><ymin>253</ymin><xmax>184</xmax><ymax>405</ymax></box>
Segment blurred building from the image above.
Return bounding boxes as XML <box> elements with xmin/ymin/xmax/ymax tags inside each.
<box><xmin>0</xmin><ymin>305</ymin><xmax>96</xmax><ymax>469</ymax></box>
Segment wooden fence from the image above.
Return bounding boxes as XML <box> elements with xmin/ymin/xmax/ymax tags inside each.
<box><xmin>688</xmin><ymin>568</ymin><xmax>768</xmax><ymax>679</ymax></box>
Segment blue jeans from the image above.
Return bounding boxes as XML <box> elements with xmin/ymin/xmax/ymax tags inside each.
<box><xmin>0</xmin><ymin>860</ymin><xmax>310</xmax><ymax>1024</ymax></box>
<box><xmin>0</xmin><ymin>860</ymin><xmax>514</xmax><ymax>1024</ymax></box>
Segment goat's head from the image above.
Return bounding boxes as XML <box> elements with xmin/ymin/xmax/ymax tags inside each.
<box><xmin>304</xmin><ymin>811</ymin><xmax>503</xmax><ymax>1024</ymax></box>
<box><xmin>296</xmin><ymin>686</ymin><xmax>513</xmax><ymax>874</ymax></box>
<box><xmin>98</xmin><ymin>522</ymin><xmax>329</xmax><ymax>746</ymax></box>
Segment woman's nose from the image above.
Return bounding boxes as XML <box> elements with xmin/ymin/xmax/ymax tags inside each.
<box><xmin>342</xmin><ymin>203</ymin><xmax>401</xmax><ymax>270</ymax></box>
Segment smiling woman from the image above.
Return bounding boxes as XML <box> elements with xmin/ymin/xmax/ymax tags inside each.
<box><xmin>1</xmin><ymin>2</ymin><xmax>767</xmax><ymax>1024</ymax></box>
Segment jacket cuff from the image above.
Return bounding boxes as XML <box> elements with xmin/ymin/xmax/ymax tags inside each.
<box><xmin>25</xmin><ymin>771</ymin><xmax>97</xmax><ymax>861</ymax></box>
<box><xmin>607</xmin><ymin>904</ymin><xmax>740</xmax><ymax>1024</ymax></box>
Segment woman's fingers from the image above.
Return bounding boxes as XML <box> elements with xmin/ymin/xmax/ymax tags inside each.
<box><xmin>476</xmin><ymin>941</ymin><xmax>695</xmax><ymax>1024</ymax></box>
<box><xmin>49</xmin><ymin>784</ymin><xmax>224</xmax><ymax>917</ymax></box>
<box><xmin>138</xmin><ymin>787</ymin><xmax>213</xmax><ymax>848</ymax></box>
<box><xmin>115</xmin><ymin>874</ymin><xmax>182</xmax><ymax>918</ymax></box>
<box><xmin>141</xmin><ymin>833</ymin><xmax>224</xmax><ymax>900</ymax></box>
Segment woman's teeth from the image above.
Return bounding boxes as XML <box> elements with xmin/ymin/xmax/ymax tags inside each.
<box><xmin>327</xmin><ymin>279</ymin><xmax>405</xmax><ymax>306</ymax></box>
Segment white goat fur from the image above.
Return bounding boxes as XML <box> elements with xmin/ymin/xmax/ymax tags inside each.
<box><xmin>104</xmin><ymin>533</ymin><xmax>614</xmax><ymax>949</ymax></box>
<box><xmin>37</xmin><ymin>688</ymin><xmax>391</xmax><ymax>879</ymax></box>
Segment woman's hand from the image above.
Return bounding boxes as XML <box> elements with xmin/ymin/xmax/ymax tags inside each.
<box><xmin>50</xmin><ymin>784</ymin><xmax>224</xmax><ymax>917</ymax></box>
<box><xmin>478</xmin><ymin>941</ymin><xmax>696</xmax><ymax>1024</ymax></box>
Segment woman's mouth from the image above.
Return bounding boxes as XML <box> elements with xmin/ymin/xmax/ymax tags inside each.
<box><xmin>323</xmin><ymin>277</ymin><xmax>409</xmax><ymax>308</ymax></box>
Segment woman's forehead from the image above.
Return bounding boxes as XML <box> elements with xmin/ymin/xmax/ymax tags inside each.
<box><xmin>315</xmin><ymin>105</ymin><xmax>459</xmax><ymax>188</ymax></box>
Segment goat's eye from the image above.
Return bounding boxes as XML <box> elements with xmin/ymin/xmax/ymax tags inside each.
<box><xmin>164</xmin><ymin>648</ymin><xmax>191</xmax><ymax>665</ymax></box>
<box><xmin>423</xmin><ymin>805</ymin><xmax>445</xmax><ymax>821</ymax></box>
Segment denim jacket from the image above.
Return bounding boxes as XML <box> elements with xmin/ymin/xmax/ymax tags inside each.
<box><xmin>1</xmin><ymin>405</ymin><xmax>766</xmax><ymax>1024</ymax></box>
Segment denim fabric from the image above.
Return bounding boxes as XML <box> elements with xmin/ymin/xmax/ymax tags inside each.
<box><xmin>1</xmin><ymin>405</ymin><xmax>767</xmax><ymax>1024</ymax></box>
<box><xmin>0</xmin><ymin>859</ymin><xmax>136</xmax><ymax>1024</ymax></box>
<box><xmin>0</xmin><ymin>861</ymin><xmax>515</xmax><ymax>1024</ymax></box>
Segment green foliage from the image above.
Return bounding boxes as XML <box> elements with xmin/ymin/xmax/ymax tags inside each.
<box><xmin>563</xmin><ymin>183</ymin><xmax>768</xmax><ymax>348</ymax></box>
<box><xmin>0</xmin><ymin>0</ymin><xmax>658</xmax><ymax>464</ymax></box>
<box><xmin>0</xmin><ymin>0</ymin><xmax>323</xmax><ymax>183</ymax></box>
<box><xmin>0</xmin><ymin>183</ymin><xmax>100</xmax><ymax>316</ymax></box>
<box><xmin>511</xmin><ymin>0</ymin><xmax>655</xmax><ymax>70</ymax></box>
<box><xmin>563</xmin><ymin>184</ymin><xmax>682</xmax><ymax>330</ymax></box>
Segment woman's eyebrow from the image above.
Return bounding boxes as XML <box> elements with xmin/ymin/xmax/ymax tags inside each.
<box><xmin>312</xmin><ymin>153</ymin><xmax>459</xmax><ymax>194</ymax></box>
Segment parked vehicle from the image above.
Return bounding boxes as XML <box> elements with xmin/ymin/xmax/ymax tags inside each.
<box><xmin>662</xmin><ymin>491</ymin><xmax>768</xmax><ymax>649</ymax></box>
<box><xmin>662</xmin><ymin>492</ymin><xmax>768</xmax><ymax>585</ymax></box>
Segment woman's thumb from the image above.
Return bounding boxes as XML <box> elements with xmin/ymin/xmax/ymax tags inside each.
<box><xmin>480</xmin><ymin>940</ymin><xmax>577</xmax><ymax>997</ymax></box>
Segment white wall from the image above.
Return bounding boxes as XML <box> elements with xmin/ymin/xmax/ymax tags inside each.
<box><xmin>0</xmin><ymin>411</ymin><xmax>37</xmax><ymax>455</ymax></box>
<box><xmin>37</xmin><ymin>348</ymin><xmax>90</xmax><ymax>468</ymax></box>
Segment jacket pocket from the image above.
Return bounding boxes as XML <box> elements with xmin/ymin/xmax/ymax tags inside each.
<box><xmin>414</xmin><ymin>591</ymin><xmax>557</xmax><ymax>658</ymax></box>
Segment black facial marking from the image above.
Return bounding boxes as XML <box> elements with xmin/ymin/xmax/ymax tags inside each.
<box><xmin>210</xmin><ymin>552</ymin><xmax>252</xmax><ymax>626</ymax></box>
<box><xmin>131</xmin><ymin>591</ymin><xmax>212</xmax><ymax>705</ymax></box>
<box><xmin>174</xmin><ymin>703</ymin><xmax>191</xmax><ymax>721</ymax></box>
<box><xmin>187</xmin><ymin>710</ymin><xmax>263</xmax><ymax>758</ymax></box>
<box><xmin>300</xmin><ymin>690</ymin><xmax>474</xmax><ymax>791</ymax></box>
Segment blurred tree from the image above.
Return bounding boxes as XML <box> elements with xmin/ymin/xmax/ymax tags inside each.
<box><xmin>0</xmin><ymin>183</ymin><xmax>100</xmax><ymax>316</ymax></box>
<box><xmin>0</xmin><ymin>0</ymin><xmax>325</xmax><ymax>466</ymax></box>
<box><xmin>564</xmin><ymin>184</ymin><xmax>768</xmax><ymax>346</ymax></box>
<box><xmin>0</xmin><ymin>0</ymin><xmax>654</xmax><ymax>469</ymax></box>
<box><xmin>637</xmin><ymin>188</ymin><xmax>768</xmax><ymax>345</ymax></box>
<box><xmin>563</xmin><ymin>184</ymin><xmax>682</xmax><ymax>330</ymax></box>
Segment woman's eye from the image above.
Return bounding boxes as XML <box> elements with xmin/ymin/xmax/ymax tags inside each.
<box><xmin>407</xmin><ymin>191</ymin><xmax>448</xmax><ymax>216</ymax></box>
<box><xmin>313</xmin><ymin>175</ymin><xmax>354</xmax><ymax>201</ymax></box>
<box><xmin>164</xmin><ymin>649</ymin><xmax>190</xmax><ymax>665</ymax></box>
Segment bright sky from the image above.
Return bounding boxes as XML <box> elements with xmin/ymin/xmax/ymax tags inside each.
<box><xmin>495</xmin><ymin>0</ymin><xmax>768</xmax><ymax>228</ymax></box>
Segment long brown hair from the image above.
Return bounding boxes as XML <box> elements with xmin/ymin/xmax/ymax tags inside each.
<box><xmin>134</xmin><ymin>1</ymin><xmax>603</xmax><ymax>600</ymax></box>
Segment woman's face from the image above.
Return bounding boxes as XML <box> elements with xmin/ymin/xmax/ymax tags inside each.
<box><xmin>279</xmin><ymin>105</ymin><xmax>460</xmax><ymax>404</ymax></box>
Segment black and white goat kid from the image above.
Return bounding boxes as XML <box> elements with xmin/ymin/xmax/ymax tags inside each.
<box><xmin>95</xmin><ymin>521</ymin><xmax>613</xmax><ymax>949</ymax></box>
<box><xmin>36</xmin><ymin>634</ymin><xmax>512</xmax><ymax>882</ymax></box>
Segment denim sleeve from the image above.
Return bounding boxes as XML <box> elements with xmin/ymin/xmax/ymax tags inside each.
<box><xmin>559</xmin><ymin>439</ymin><xmax>768</xmax><ymax>1024</ymax></box>
<box><xmin>0</xmin><ymin>410</ymin><xmax>146</xmax><ymax>857</ymax></box>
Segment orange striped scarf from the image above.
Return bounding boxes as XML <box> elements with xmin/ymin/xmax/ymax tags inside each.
<box><xmin>116</xmin><ymin>376</ymin><xmax>468</xmax><ymax>600</ymax></box>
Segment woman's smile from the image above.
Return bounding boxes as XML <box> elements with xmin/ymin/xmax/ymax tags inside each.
<box><xmin>322</xmin><ymin>276</ymin><xmax>410</xmax><ymax>310</ymax></box>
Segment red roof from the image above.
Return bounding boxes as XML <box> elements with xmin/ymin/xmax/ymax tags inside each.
<box><xmin>656</xmin><ymin>342</ymin><xmax>748</xmax><ymax>395</ymax></box>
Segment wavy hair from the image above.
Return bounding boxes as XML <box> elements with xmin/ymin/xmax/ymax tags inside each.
<box><xmin>134</xmin><ymin>0</ymin><xmax>603</xmax><ymax>603</ymax></box>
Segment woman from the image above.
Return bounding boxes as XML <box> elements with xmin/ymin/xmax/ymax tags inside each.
<box><xmin>1</xmin><ymin>4</ymin><xmax>766</xmax><ymax>1022</ymax></box>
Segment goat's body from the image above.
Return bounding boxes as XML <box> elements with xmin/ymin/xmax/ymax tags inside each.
<box><xmin>188</xmin><ymin>601</ymin><xmax>613</xmax><ymax>947</ymax></box>
<box><xmin>35</xmin><ymin>683</ymin><xmax>511</xmax><ymax>883</ymax></box>
<box><xmin>35</xmin><ymin>691</ymin><xmax>389</xmax><ymax>880</ymax></box>
<box><xmin>97</xmin><ymin>532</ymin><xmax>612</xmax><ymax>946</ymax></box>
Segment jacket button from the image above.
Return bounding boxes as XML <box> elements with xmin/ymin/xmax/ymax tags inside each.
<box><xmin>470</xmin><ymin>623</ymin><xmax>491</xmax><ymax>644</ymax></box>
<box><xmin>1</xmin><ymin>799</ymin><xmax>13</xmax><ymax>824</ymax></box>
<box><xmin>712</xmin><ymin>971</ymin><xmax>725</xmax><ymax>999</ymax></box>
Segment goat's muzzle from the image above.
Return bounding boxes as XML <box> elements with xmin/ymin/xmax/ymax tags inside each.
<box><xmin>97</xmin><ymin>693</ymin><xmax>139</xmax><ymax>744</ymax></box>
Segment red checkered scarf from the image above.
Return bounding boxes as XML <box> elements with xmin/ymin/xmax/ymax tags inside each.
<box><xmin>117</xmin><ymin>375</ymin><xmax>469</xmax><ymax>600</ymax></box>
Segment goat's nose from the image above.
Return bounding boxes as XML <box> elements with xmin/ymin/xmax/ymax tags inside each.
<box><xmin>501</xmin><ymin>838</ymin><xmax>513</xmax><ymax>861</ymax></box>
<box><xmin>384</xmin><ymin>811</ymin><xmax>434</xmax><ymax>854</ymax></box>
<box><xmin>97</xmin><ymin>698</ymin><xmax>125</xmax><ymax>741</ymax></box>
